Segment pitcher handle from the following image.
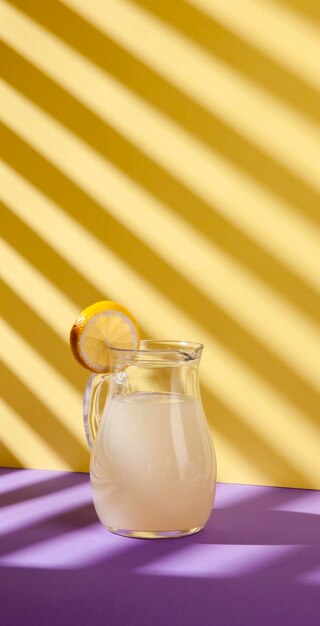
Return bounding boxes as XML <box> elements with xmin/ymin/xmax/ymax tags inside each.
<box><xmin>83</xmin><ymin>373</ymin><xmax>111</xmax><ymax>450</ymax></box>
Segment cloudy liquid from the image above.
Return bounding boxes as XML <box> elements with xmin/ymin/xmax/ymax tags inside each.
<box><xmin>90</xmin><ymin>392</ymin><xmax>216</xmax><ymax>537</ymax></box>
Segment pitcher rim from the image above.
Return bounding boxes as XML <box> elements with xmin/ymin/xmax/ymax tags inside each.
<box><xmin>108</xmin><ymin>339</ymin><xmax>204</xmax><ymax>361</ymax></box>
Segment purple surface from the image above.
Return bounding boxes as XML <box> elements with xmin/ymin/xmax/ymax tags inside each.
<box><xmin>0</xmin><ymin>468</ymin><xmax>319</xmax><ymax>626</ymax></box>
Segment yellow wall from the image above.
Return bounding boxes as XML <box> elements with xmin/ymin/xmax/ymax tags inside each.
<box><xmin>1</xmin><ymin>0</ymin><xmax>320</xmax><ymax>488</ymax></box>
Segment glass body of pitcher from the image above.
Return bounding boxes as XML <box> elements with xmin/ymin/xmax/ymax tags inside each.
<box><xmin>83</xmin><ymin>340</ymin><xmax>216</xmax><ymax>539</ymax></box>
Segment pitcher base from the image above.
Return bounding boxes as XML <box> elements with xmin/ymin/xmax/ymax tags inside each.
<box><xmin>104</xmin><ymin>525</ymin><xmax>204</xmax><ymax>539</ymax></box>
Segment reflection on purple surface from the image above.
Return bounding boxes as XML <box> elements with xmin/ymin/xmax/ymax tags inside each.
<box><xmin>0</xmin><ymin>468</ymin><xmax>319</xmax><ymax>625</ymax></box>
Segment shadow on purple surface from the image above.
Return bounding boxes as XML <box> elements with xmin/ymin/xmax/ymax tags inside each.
<box><xmin>0</xmin><ymin>471</ymin><xmax>88</xmax><ymax>508</ymax></box>
<box><xmin>0</xmin><ymin>503</ymin><xmax>96</xmax><ymax>559</ymax></box>
<box><xmin>0</xmin><ymin>472</ymin><xmax>319</xmax><ymax>625</ymax></box>
<box><xmin>0</xmin><ymin>467</ymin><xmax>21</xmax><ymax>475</ymax></box>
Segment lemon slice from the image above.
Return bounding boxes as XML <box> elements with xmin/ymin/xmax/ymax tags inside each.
<box><xmin>70</xmin><ymin>301</ymin><xmax>140</xmax><ymax>373</ymax></box>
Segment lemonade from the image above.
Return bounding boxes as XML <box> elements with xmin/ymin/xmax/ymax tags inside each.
<box><xmin>90</xmin><ymin>392</ymin><xmax>216</xmax><ymax>537</ymax></box>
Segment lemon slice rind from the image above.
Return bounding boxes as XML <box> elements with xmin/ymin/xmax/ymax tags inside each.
<box><xmin>70</xmin><ymin>301</ymin><xmax>140</xmax><ymax>373</ymax></box>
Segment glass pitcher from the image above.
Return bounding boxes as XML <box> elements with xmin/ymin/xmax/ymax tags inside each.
<box><xmin>83</xmin><ymin>340</ymin><xmax>216</xmax><ymax>539</ymax></box>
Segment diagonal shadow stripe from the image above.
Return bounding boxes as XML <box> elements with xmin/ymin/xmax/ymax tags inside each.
<box><xmin>0</xmin><ymin>360</ymin><xmax>88</xmax><ymax>468</ymax></box>
<box><xmin>0</xmin><ymin>503</ymin><xmax>95</xmax><ymax>558</ymax></box>
<box><xmin>1</xmin><ymin>45</ymin><xmax>319</xmax><ymax>331</ymax></box>
<box><xmin>0</xmin><ymin>442</ymin><xmax>23</xmax><ymax>469</ymax></box>
<box><xmin>2</xmin><ymin>3</ymin><xmax>319</xmax><ymax>232</ymax></box>
<box><xmin>0</xmin><ymin>277</ymin><xmax>88</xmax><ymax>394</ymax></box>
<box><xmin>200</xmin><ymin>385</ymin><xmax>309</xmax><ymax>488</ymax></box>
<box><xmin>128</xmin><ymin>0</ymin><xmax>320</xmax><ymax>125</ymax></box>
<box><xmin>0</xmin><ymin>471</ymin><xmax>88</xmax><ymax>507</ymax></box>
<box><xmin>2</xmin><ymin>124</ymin><xmax>320</xmax><ymax>436</ymax></box>
<box><xmin>276</xmin><ymin>0</ymin><xmax>320</xmax><ymax>24</ymax></box>
<box><xmin>0</xmin><ymin>203</ymin><xmax>104</xmax><ymax>310</ymax></box>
